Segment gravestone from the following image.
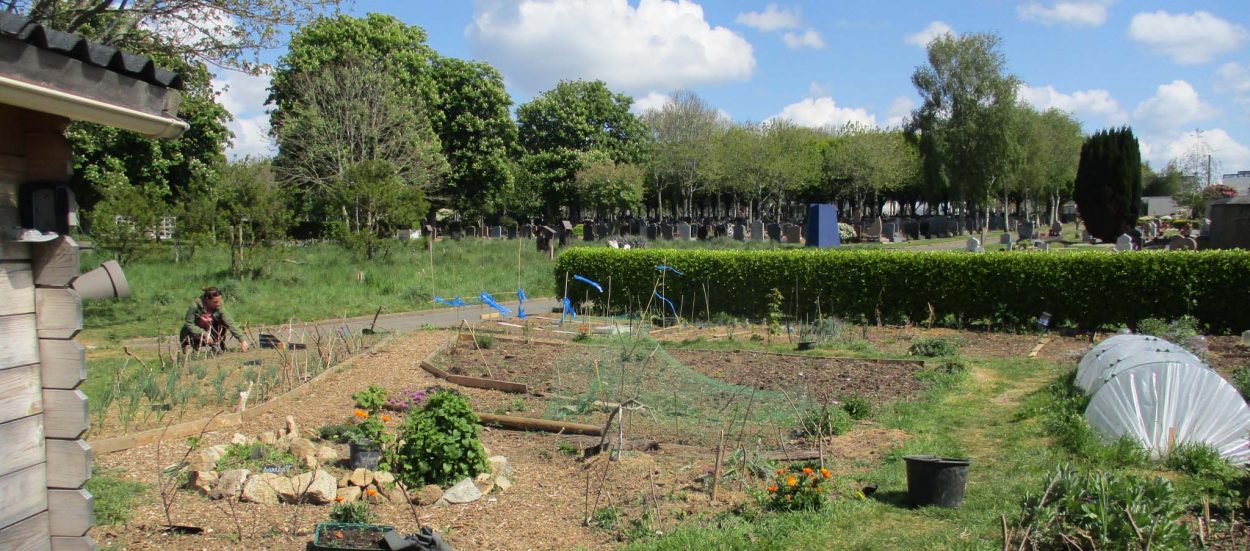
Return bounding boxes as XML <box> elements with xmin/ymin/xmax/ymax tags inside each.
<box><xmin>864</xmin><ymin>217</ymin><xmax>883</xmax><ymax>241</ymax></box>
<box><xmin>1168</xmin><ymin>235</ymin><xmax>1197</xmax><ymax>250</ymax></box>
<box><xmin>882</xmin><ymin>222</ymin><xmax>898</xmax><ymax>242</ymax></box>
<box><xmin>490</xmin><ymin>226</ymin><xmax>503</xmax><ymax>239</ymax></box>
<box><xmin>1115</xmin><ymin>234</ymin><xmax>1134</xmax><ymax>252</ymax></box>
<box><xmin>422</xmin><ymin>224</ymin><xmax>436</xmax><ymax>241</ymax></box>
<box><xmin>966</xmin><ymin>237</ymin><xmax>983</xmax><ymax>253</ymax></box>
<box><xmin>520</xmin><ymin>224</ymin><xmax>533</xmax><ymax>239</ymax></box>
<box><xmin>507</xmin><ymin>226</ymin><xmax>517</xmax><ymax>239</ymax></box>
<box><xmin>645</xmin><ymin>224</ymin><xmax>658</xmax><ymax>240</ymax></box>
<box><xmin>1207</xmin><ymin>197</ymin><xmax>1250</xmax><ymax>249</ymax></box>
<box><xmin>733</xmin><ymin>224</ymin><xmax>746</xmax><ymax>241</ymax></box>
<box><xmin>766</xmin><ymin>223</ymin><xmax>781</xmax><ymax>241</ymax></box>
<box><xmin>599</xmin><ymin>222</ymin><xmax>611</xmax><ymax>239</ymax></box>
<box><xmin>785</xmin><ymin>224</ymin><xmax>802</xmax><ymax>244</ymax></box>
<box><xmin>1050</xmin><ymin>221</ymin><xmax>1063</xmax><ymax>237</ymax></box>
<box><xmin>1018</xmin><ymin>222</ymin><xmax>1033</xmax><ymax>241</ymax></box>
<box><xmin>661</xmin><ymin>224</ymin><xmax>674</xmax><ymax>240</ymax></box>
<box><xmin>465</xmin><ymin>225</ymin><xmax>477</xmax><ymax>238</ymax></box>
<box><xmin>630</xmin><ymin>219</ymin><xmax>642</xmax><ymax>235</ymax></box>
<box><xmin>805</xmin><ymin>203</ymin><xmax>841</xmax><ymax>248</ymax></box>
<box><xmin>677</xmin><ymin>222</ymin><xmax>692</xmax><ymax>241</ymax></box>
<box><xmin>536</xmin><ymin>226</ymin><xmax>555</xmax><ymax>254</ymax></box>
<box><xmin>1000</xmin><ymin>232</ymin><xmax>1012</xmax><ymax>247</ymax></box>
<box><xmin>583</xmin><ymin>223</ymin><xmax>596</xmax><ymax>241</ymax></box>
<box><xmin>904</xmin><ymin>219</ymin><xmax>920</xmax><ymax>239</ymax></box>
<box><xmin>560</xmin><ymin>220</ymin><xmax>574</xmax><ymax>247</ymax></box>
<box><xmin>696</xmin><ymin>224</ymin><xmax>709</xmax><ymax>241</ymax></box>
<box><xmin>751</xmin><ymin>220</ymin><xmax>765</xmax><ymax>242</ymax></box>
<box><xmin>918</xmin><ymin>217</ymin><xmax>931</xmax><ymax>238</ymax></box>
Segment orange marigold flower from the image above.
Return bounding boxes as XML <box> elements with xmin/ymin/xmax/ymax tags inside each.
<box><xmin>802</xmin><ymin>467</ymin><xmax>814</xmax><ymax>475</ymax></box>
<box><xmin>354</xmin><ymin>409</ymin><xmax>368</xmax><ymax>419</ymax></box>
<box><xmin>334</xmin><ymin>496</ymin><xmax>345</xmax><ymax>502</ymax></box>
<box><xmin>775</xmin><ymin>468</ymin><xmax>785</xmax><ymax>475</ymax></box>
<box><xmin>786</xmin><ymin>476</ymin><xmax>798</xmax><ymax>487</ymax></box>
<box><xmin>820</xmin><ymin>467</ymin><xmax>832</xmax><ymax>479</ymax></box>
<box><xmin>382</xmin><ymin>414</ymin><xmax>392</xmax><ymax>422</ymax></box>
<box><xmin>767</xmin><ymin>486</ymin><xmax>777</xmax><ymax>493</ymax></box>
<box><xmin>366</xmin><ymin>488</ymin><xmax>378</xmax><ymax>496</ymax></box>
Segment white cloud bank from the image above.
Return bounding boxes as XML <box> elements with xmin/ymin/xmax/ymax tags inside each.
<box><xmin>1017</xmin><ymin>1</ymin><xmax>1109</xmax><ymax>27</ymax></box>
<box><xmin>1128</xmin><ymin>10</ymin><xmax>1248</xmax><ymax>64</ymax></box>
<box><xmin>782</xmin><ymin>28</ymin><xmax>824</xmax><ymax>50</ymax></box>
<box><xmin>211</xmin><ymin>70</ymin><xmax>273</xmax><ymax>159</ymax></box>
<box><xmin>467</xmin><ymin>0</ymin><xmax>755</xmax><ymax>95</ymax></box>
<box><xmin>1017</xmin><ymin>83</ymin><xmax>1128</xmax><ymax>125</ymax></box>
<box><xmin>734</xmin><ymin>3</ymin><xmax>800</xmax><ymax>32</ymax></box>
<box><xmin>770</xmin><ymin>97</ymin><xmax>876</xmax><ymax>129</ymax></box>
<box><xmin>1132</xmin><ymin>80</ymin><xmax>1218</xmax><ymax>131</ymax></box>
<box><xmin>904</xmin><ymin>21</ymin><xmax>954</xmax><ymax>48</ymax></box>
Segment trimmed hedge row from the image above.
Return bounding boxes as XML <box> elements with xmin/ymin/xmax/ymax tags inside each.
<box><xmin>555</xmin><ymin>248</ymin><xmax>1250</xmax><ymax>333</ymax></box>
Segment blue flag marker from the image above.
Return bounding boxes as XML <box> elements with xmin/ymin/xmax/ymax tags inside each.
<box><xmin>560</xmin><ymin>296</ymin><xmax>577</xmax><ymax>324</ymax></box>
<box><xmin>479</xmin><ymin>291</ymin><xmax>512</xmax><ymax>317</ymax></box>
<box><xmin>517</xmin><ymin>288</ymin><xmax>528</xmax><ymax>303</ymax></box>
<box><xmin>517</xmin><ymin>288</ymin><xmax>528</xmax><ymax>319</ymax></box>
<box><xmin>654</xmin><ymin>291</ymin><xmax>678</xmax><ymax>316</ymax></box>
<box><xmin>434</xmin><ymin>296</ymin><xmax>466</xmax><ymax>307</ymax></box>
<box><xmin>656</xmin><ymin>265</ymin><xmax>684</xmax><ymax>276</ymax></box>
<box><xmin>573</xmin><ymin>275</ymin><xmax>603</xmax><ymax>293</ymax></box>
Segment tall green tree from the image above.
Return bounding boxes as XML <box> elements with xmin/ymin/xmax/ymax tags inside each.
<box><xmin>909</xmin><ymin>33</ymin><xmax>1020</xmax><ymax>216</ymax></box>
<box><xmin>1074</xmin><ymin>127</ymin><xmax>1142</xmax><ymax>241</ymax></box>
<box><xmin>641</xmin><ymin>91</ymin><xmax>723</xmax><ymax>217</ymax></box>
<box><xmin>574</xmin><ymin>151</ymin><xmax>644</xmax><ymax>217</ymax></box>
<box><xmin>216</xmin><ymin>159</ymin><xmax>291</xmax><ymax>275</ymax></box>
<box><xmin>516</xmin><ymin>80</ymin><xmax>648</xmax><ymax>218</ymax></box>
<box><xmin>430</xmin><ymin>58</ymin><xmax>517</xmax><ymax>219</ymax></box>
<box><xmin>330</xmin><ymin>160</ymin><xmax>429</xmax><ymax>260</ymax></box>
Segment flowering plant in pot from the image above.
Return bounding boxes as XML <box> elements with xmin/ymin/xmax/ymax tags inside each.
<box><xmin>348</xmin><ymin>385</ymin><xmax>393</xmax><ymax>470</ymax></box>
<box><xmin>766</xmin><ymin>465</ymin><xmax>832</xmax><ymax>511</ymax></box>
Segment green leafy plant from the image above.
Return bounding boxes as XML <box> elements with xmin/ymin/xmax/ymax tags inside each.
<box><xmin>765</xmin><ymin>288</ymin><xmax>784</xmax><ymax>335</ymax></box>
<box><xmin>1136</xmin><ymin>316</ymin><xmax>1201</xmax><ymax>343</ymax></box>
<box><xmin>1233</xmin><ymin>365</ymin><xmax>1250</xmax><ymax>400</ymax></box>
<box><xmin>908</xmin><ymin>337</ymin><xmax>958</xmax><ymax>357</ymax></box>
<box><xmin>557</xmin><ymin>442</ymin><xmax>579</xmax><ymax>456</ymax></box>
<box><xmin>390</xmin><ymin>390</ymin><xmax>489</xmax><ymax>488</ymax></box>
<box><xmin>838</xmin><ymin>393</ymin><xmax>873</xmax><ymax>420</ymax></box>
<box><xmin>473</xmin><ymin>334</ymin><xmax>496</xmax><ymax>349</ymax></box>
<box><xmin>352</xmin><ymin>385</ymin><xmax>388</xmax><ymax>414</ymax></box>
<box><xmin>215</xmin><ymin>442</ymin><xmax>298</xmax><ymax>472</ymax></box>
<box><xmin>329</xmin><ymin>501</ymin><xmax>375</xmax><ymax>524</ymax></box>
<box><xmin>1016</xmin><ymin>464</ymin><xmax>1191</xmax><ymax>549</ymax></box>
<box><xmin>798</xmin><ymin>404</ymin><xmax>852</xmax><ymax>437</ymax></box>
<box><xmin>573</xmin><ymin>331</ymin><xmax>592</xmax><ymax>342</ymax></box>
<box><xmin>318</xmin><ymin>423</ymin><xmax>355</xmax><ymax>443</ymax></box>
<box><xmin>766</xmin><ymin>464</ymin><xmax>832</xmax><ymax>511</ymax></box>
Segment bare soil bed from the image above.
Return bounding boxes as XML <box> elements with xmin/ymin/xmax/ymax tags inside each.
<box><xmin>664</xmin><ymin>349</ymin><xmax>927</xmax><ymax>403</ymax></box>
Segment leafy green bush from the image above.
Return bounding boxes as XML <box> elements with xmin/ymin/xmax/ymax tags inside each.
<box><xmin>555</xmin><ymin>248</ymin><xmax>1250</xmax><ymax>332</ymax></box>
<box><xmin>1136</xmin><ymin>315</ymin><xmax>1202</xmax><ymax>343</ymax></box>
<box><xmin>1019</xmin><ymin>373</ymin><xmax>1148</xmax><ymax>468</ymax></box>
<box><xmin>390</xmin><ymin>390</ymin><xmax>489</xmax><ymax>488</ymax></box>
<box><xmin>799</xmin><ymin>404</ymin><xmax>852</xmax><ymax>436</ymax></box>
<box><xmin>352</xmin><ymin>385</ymin><xmax>388</xmax><ymax>413</ymax></box>
<box><xmin>474</xmin><ymin>334</ymin><xmax>496</xmax><ymax>349</ymax></box>
<box><xmin>1018</xmin><ymin>465</ymin><xmax>1191</xmax><ymax>549</ymax></box>
<box><xmin>838</xmin><ymin>393</ymin><xmax>873</xmax><ymax>420</ymax></box>
<box><xmin>908</xmin><ymin>337</ymin><xmax>958</xmax><ymax>357</ymax></box>
<box><xmin>936</xmin><ymin>357</ymin><xmax>970</xmax><ymax>375</ymax></box>
<box><xmin>318</xmin><ymin>423</ymin><xmax>355</xmax><ymax>443</ymax></box>
<box><xmin>216</xmin><ymin>442</ymin><xmax>298</xmax><ymax>472</ymax></box>
<box><xmin>1165</xmin><ymin>442</ymin><xmax>1235</xmax><ymax>479</ymax></box>
<box><xmin>1233</xmin><ymin>366</ymin><xmax>1250</xmax><ymax>400</ymax></box>
<box><xmin>329</xmin><ymin>501</ymin><xmax>375</xmax><ymax>524</ymax></box>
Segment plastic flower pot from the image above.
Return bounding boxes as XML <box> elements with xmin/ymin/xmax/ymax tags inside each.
<box><xmin>312</xmin><ymin>522</ymin><xmax>395</xmax><ymax>551</ymax></box>
<box><xmin>348</xmin><ymin>441</ymin><xmax>382</xmax><ymax>470</ymax></box>
<box><xmin>796</xmin><ymin>341</ymin><xmax>816</xmax><ymax>351</ymax></box>
<box><xmin>904</xmin><ymin>455</ymin><xmax>970</xmax><ymax>508</ymax></box>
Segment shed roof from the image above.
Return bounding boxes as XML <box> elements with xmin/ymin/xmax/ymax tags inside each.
<box><xmin>0</xmin><ymin>11</ymin><xmax>182</xmax><ymax>89</ymax></box>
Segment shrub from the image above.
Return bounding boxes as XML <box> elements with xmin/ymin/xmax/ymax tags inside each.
<box><xmin>799</xmin><ymin>404</ymin><xmax>852</xmax><ymax>436</ymax></box>
<box><xmin>1018</xmin><ymin>465</ymin><xmax>1190</xmax><ymax>549</ymax></box>
<box><xmin>555</xmin><ymin>248</ymin><xmax>1250</xmax><ymax>332</ymax></box>
<box><xmin>1136</xmin><ymin>316</ymin><xmax>1201</xmax><ymax>343</ymax></box>
<box><xmin>473</xmin><ymin>334</ymin><xmax>496</xmax><ymax>349</ymax></box>
<box><xmin>216</xmin><ymin>442</ymin><xmax>298</xmax><ymax>472</ymax></box>
<box><xmin>838</xmin><ymin>393</ymin><xmax>873</xmax><ymax>420</ymax></box>
<box><xmin>329</xmin><ymin>501</ymin><xmax>375</xmax><ymax>524</ymax></box>
<box><xmin>318</xmin><ymin>423</ymin><xmax>355</xmax><ymax>443</ymax></box>
<box><xmin>1164</xmin><ymin>442</ymin><xmax>1235</xmax><ymax>479</ymax></box>
<box><xmin>767</xmin><ymin>465</ymin><xmax>832</xmax><ymax>511</ymax></box>
<box><xmin>390</xmin><ymin>390</ymin><xmax>489</xmax><ymax>488</ymax></box>
<box><xmin>1234</xmin><ymin>366</ymin><xmax>1250</xmax><ymax>400</ymax></box>
<box><xmin>908</xmin><ymin>337</ymin><xmax>958</xmax><ymax>357</ymax></box>
<box><xmin>936</xmin><ymin>357</ymin><xmax>969</xmax><ymax>375</ymax></box>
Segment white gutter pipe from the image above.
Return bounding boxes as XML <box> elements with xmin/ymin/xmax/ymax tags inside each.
<box><xmin>0</xmin><ymin>74</ymin><xmax>188</xmax><ymax>139</ymax></box>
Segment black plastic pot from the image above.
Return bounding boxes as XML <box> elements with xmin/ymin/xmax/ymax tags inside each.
<box><xmin>904</xmin><ymin>455</ymin><xmax>970</xmax><ymax>508</ymax></box>
<box><xmin>796</xmin><ymin>341</ymin><xmax>816</xmax><ymax>351</ymax></box>
<box><xmin>349</xmin><ymin>441</ymin><xmax>382</xmax><ymax>470</ymax></box>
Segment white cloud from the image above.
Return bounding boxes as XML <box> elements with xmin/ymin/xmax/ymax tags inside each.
<box><xmin>631</xmin><ymin>91</ymin><xmax>672</xmax><ymax>114</ymax></box>
<box><xmin>808</xmin><ymin>81</ymin><xmax>830</xmax><ymax>97</ymax></box>
<box><xmin>468</xmin><ymin>0</ymin><xmax>755</xmax><ymax>95</ymax></box>
<box><xmin>1017</xmin><ymin>83</ymin><xmax>1128</xmax><ymax>124</ymax></box>
<box><xmin>212</xmin><ymin>70</ymin><xmax>274</xmax><ymax>159</ymax></box>
<box><xmin>1017</xmin><ymin>1</ymin><xmax>1109</xmax><ymax>27</ymax></box>
<box><xmin>904</xmin><ymin>21</ymin><xmax>954</xmax><ymax>48</ymax></box>
<box><xmin>1216</xmin><ymin>62</ymin><xmax>1250</xmax><ymax>96</ymax></box>
<box><xmin>770</xmin><ymin>97</ymin><xmax>876</xmax><ymax>129</ymax></box>
<box><xmin>782</xmin><ymin>28</ymin><xmax>824</xmax><ymax>50</ymax></box>
<box><xmin>1128</xmin><ymin>11</ymin><xmax>1248</xmax><ymax>64</ymax></box>
<box><xmin>224</xmin><ymin>115</ymin><xmax>273</xmax><ymax>160</ymax></box>
<box><xmin>1132</xmin><ymin>80</ymin><xmax>1218</xmax><ymax>131</ymax></box>
<box><xmin>734</xmin><ymin>3</ymin><xmax>801</xmax><ymax>32</ymax></box>
<box><xmin>884</xmin><ymin>96</ymin><xmax>915</xmax><ymax>128</ymax></box>
<box><xmin>1156</xmin><ymin>129</ymin><xmax>1250</xmax><ymax>174</ymax></box>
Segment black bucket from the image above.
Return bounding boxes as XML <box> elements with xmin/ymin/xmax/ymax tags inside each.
<box><xmin>349</xmin><ymin>442</ymin><xmax>382</xmax><ymax>470</ymax></box>
<box><xmin>904</xmin><ymin>455</ymin><xmax>970</xmax><ymax>508</ymax></box>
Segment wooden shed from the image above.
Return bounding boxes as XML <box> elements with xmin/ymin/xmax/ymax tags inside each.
<box><xmin>0</xmin><ymin>12</ymin><xmax>187</xmax><ymax>550</ymax></box>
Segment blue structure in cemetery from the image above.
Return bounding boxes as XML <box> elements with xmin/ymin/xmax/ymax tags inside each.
<box><xmin>805</xmin><ymin>203</ymin><xmax>840</xmax><ymax>248</ymax></box>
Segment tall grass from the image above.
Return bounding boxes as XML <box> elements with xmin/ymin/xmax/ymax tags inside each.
<box><xmin>81</xmin><ymin>238</ymin><xmax>558</xmax><ymax>340</ymax></box>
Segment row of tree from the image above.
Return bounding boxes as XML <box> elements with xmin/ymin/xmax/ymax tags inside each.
<box><xmin>8</xmin><ymin>4</ymin><xmax>1211</xmax><ymax>263</ymax></box>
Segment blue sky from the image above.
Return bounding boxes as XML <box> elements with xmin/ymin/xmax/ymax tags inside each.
<box><xmin>215</xmin><ymin>0</ymin><xmax>1250</xmax><ymax>179</ymax></box>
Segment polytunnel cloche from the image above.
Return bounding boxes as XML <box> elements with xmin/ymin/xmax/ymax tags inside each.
<box><xmin>1078</xmin><ymin>334</ymin><xmax>1250</xmax><ymax>465</ymax></box>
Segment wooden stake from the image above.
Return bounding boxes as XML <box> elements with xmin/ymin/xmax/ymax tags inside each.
<box><xmin>711</xmin><ymin>429</ymin><xmax>726</xmax><ymax>502</ymax></box>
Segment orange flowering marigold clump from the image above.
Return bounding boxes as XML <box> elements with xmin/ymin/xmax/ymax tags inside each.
<box><xmin>334</xmin><ymin>496</ymin><xmax>345</xmax><ymax>502</ymax></box>
<box><xmin>776</xmin><ymin>468</ymin><xmax>786</xmax><ymax>475</ymax></box>
<box><xmin>802</xmin><ymin>467</ymin><xmax>814</xmax><ymax>475</ymax></box>
<box><xmin>768</xmin><ymin>485</ymin><xmax>778</xmax><ymax>493</ymax></box>
<box><xmin>820</xmin><ymin>467</ymin><xmax>832</xmax><ymax>479</ymax></box>
<box><xmin>382</xmin><ymin>414</ymin><xmax>392</xmax><ymax>422</ymax></box>
<box><xmin>354</xmin><ymin>409</ymin><xmax>368</xmax><ymax>419</ymax></box>
<box><xmin>366</xmin><ymin>488</ymin><xmax>378</xmax><ymax>496</ymax></box>
<box><xmin>786</xmin><ymin>476</ymin><xmax>798</xmax><ymax>487</ymax></box>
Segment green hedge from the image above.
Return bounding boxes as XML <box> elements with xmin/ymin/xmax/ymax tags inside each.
<box><xmin>555</xmin><ymin>248</ymin><xmax>1250</xmax><ymax>333</ymax></box>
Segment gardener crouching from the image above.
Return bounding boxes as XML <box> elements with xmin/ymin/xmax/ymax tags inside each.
<box><xmin>180</xmin><ymin>287</ymin><xmax>250</xmax><ymax>353</ymax></box>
